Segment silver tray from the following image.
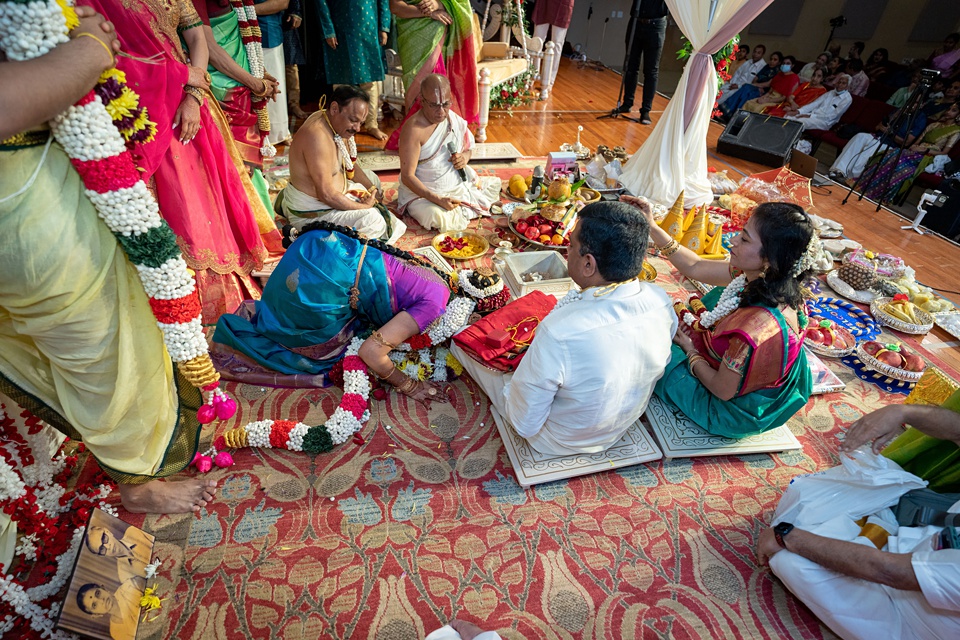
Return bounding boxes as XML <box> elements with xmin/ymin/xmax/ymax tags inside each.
<box><xmin>855</xmin><ymin>343</ymin><xmax>924</xmax><ymax>383</ymax></box>
<box><xmin>870</xmin><ymin>297</ymin><xmax>935</xmax><ymax>335</ymax></box>
<box><xmin>825</xmin><ymin>271</ymin><xmax>879</xmax><ymax>304</ymax></box>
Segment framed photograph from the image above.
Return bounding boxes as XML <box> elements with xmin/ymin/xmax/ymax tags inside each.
<box><xmin>56</xmin><ymin>508</ymin><xmax>155</xmax><ymax>640</ymax></box>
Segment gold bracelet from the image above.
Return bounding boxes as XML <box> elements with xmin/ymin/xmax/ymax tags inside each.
<box><xmin>371</xmin><ymin>330</ymin><xmax>398</xmax><ymax>350</ymax></box>
<box><xmin>395</xmin><ymin>375</ymin><xmax>419</xmax><ymax>395</ymax></box>
<box><xmin>183</xmin><ymin>85</ymin><xmax>204</xmax><ymax>105</ymax></box>
<box><xmin>659</xmin><ymin>239</ymin><xmax>681</xmax><ymax>258</ymax></box>
<box><xmin>687</xmin><ymin>354</ymin><xmax>706</xmax><ymax>376</ymax></box>
<box><xmin>75</xmin><ymin>32</ymin><xmax>115</xmax><ymax>67</ymax></box>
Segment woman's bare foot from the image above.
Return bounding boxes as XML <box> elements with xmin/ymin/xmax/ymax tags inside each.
<box><xmin>362</xmin><ymin>126</ymin><xmax>389</xmax><ymax>141</ymax></box>
<box><xmin>118</xmin><ymin>479</ymin><xmax>218</xmax><ymax>514</ymax></box>
<box><xmin>449</xmin><ymin>620</ymin><xmax>487</xmax><ymax>640</ymax></box>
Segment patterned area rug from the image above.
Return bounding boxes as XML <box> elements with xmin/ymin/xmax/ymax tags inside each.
<box><xmin>96</xmin><ymin>165</ymin><xmax>958</xmax><ymax>640</ymax></box>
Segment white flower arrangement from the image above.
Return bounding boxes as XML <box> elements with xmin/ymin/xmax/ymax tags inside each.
<box><xmin>692</xmin><ymin>273</ymin><xmax>746</xmax><ymax>329</ymax></box>
<box><xmin>85</xmin><ymin>182</ymin><xmax>164</xmax><ymax>237</ymax></box>
<box><xmin>157</xmin><ymin>317</ymin><xmax>208</xmax><ymax>362</ymax></box>
<box><xmin>136</xmin><ymin>257</ymin><xmax>197</xmax><ymax>300</ymax></box>
<box><xmin>0</xmin><ymin>0</ymin><xmax>68</xmax><ymax>61</ymax></box>
<box><xmin>51</xmin><ymin>98</ymin><xmax>127</xmax><ymax>161</ymax></box>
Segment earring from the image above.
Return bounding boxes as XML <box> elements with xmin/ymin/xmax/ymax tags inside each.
<box><xmin>759</xmin><ymin>265</ymin><xmax>769</xmax><ymax>279</ymax></box>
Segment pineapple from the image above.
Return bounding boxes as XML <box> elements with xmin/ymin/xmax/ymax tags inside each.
<box><xmin>837</xmin><ymin>262</ymin><xmax>878</xmax><ymax>291</ymax></box>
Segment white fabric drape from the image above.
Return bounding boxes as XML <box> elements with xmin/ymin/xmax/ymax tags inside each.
<box><xmin>619</xmin><ymin>0</ymin><xmax>774</xmax><ymax>207</ymax></box>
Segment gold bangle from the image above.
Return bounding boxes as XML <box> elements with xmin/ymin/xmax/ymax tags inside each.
<box><xmin>687</xmin><ymin>354</ymin><xmax>706</xmax><ymax>376</ymax></box>
<box><xmin>396</xmin><ymin>375</ymin><xmax>419</xmax><ymax>395</ymax></box>
<box><xmin>659</xmin><ymin>239</ymin><xmax>681</xmax><ymax>258</ymax></box>
<box><xmin>184</xmin><ymin>85</ymin><xmax>204</xmax><ymax>105</ymax></box>
<box><xmin>75</xmin><ymin>32</ymin><xmax>115</xmax><ymax>67</ymax></box>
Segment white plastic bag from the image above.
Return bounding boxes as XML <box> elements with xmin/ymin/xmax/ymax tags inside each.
<box><xmin>773</xmin><ymin>448</ymin><xmax>927</xmax><ymax>528</ymax></box>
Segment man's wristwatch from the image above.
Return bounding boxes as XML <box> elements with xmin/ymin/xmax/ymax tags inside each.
<box><xmin>774</xmin><ymin>522</ymin><xmax>795</xmax><ymax>549</ymax></box>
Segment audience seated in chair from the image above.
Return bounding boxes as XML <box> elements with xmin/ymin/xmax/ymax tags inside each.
<box><xmin>767</xmin><ymin>68</ymin><xmax>827</xmax><ymax>117</ymax></box>
<box><xmin>847</xmin><ymin>59</ymin><xmax>870</xmax><ymax>98</ymax></box>
<box><xmin>829</xmin><ymin>98</ymin><xmax>928</xmax><ymax>182</ymax></box>
<box><xmin>717</xmin><ymin>44</ymin><xmax>767</xmax><ymax>105</ymax></box>
<box><xmin>742</xmin><ymin>55</ymin><xmax>800</xmax><ymax>114</ymax></box>
<box><xmin>928</xmin><ymin>32</ymin><xmax>960</xmax><ymax>82</ymax></box>
<box><xmin>450</xmin><ymin>202</ymin><xmax>677</xmax><ymax>457</ymax></box>
<box><xmin>758</xmin><ymin>394</ymin><xmax>960</xmax><ymax>640</ymax></box>
<box><xmin>823</xmin><ymin>56</ymin><xmax>846</xmax><ymax>90</ymax></box>
<box><xmin>783</xmin><ymin>73</ymin><xmax>851</xmax><ymax>131</ymax></box>
<box><xmin>859</xmin><ymin>102</ymin><xmax>960</xmax><ymax>205</ymax></box>
<box><xmin>397</xmin><ymin>74</ymin><xmax>501</xmax><ymax>231</ymax></box>
<box><xmin>718</xmin><ymin>51</ymin><xmax>783</xmax><ymax>120</ymax></box>
<box><xmin>863</xmin><ymin>48</ymin><xmax>890</xmax><ymax>84</ymax></box>
<box><xmin>799</xmin><ymin>51</ymin><xmax>831</xmax><ymax>82</ymax></box>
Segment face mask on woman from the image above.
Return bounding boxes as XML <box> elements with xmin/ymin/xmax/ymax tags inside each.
<box><xmin>781</xmin><ymin>64</ymin><xmax>792</xmax><ymax>73</ymax></box>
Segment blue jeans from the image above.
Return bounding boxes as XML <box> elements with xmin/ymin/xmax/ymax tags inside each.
<box><xmin>620</xmin><ymin>17</ymin><xmax>667</xmax><ymax>114</ymax></box>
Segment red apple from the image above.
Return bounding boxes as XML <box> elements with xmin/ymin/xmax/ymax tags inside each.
<box><xmin>516</xmin><ymin>221</ymin><xmax>529</xmax><ymax>234</ymax></box>
<box><xmin>818</xmin><ymin>327</ymin><xmax>837</xmax><ymax>346</ymax></box>
<box><xmin>876</xmin><ymin>349</ymin><xmax>905</xmax><ymax>368</ymax></box>
<box><xmin>862</xmin><ymin>341</ymin><xmax>883</xmax><ymax>356</ymax></box>
<box><xmin>539</xmin><ymin>223</ymin><xmax>554</xmax><ymax>235</ymax></box>
<box><xmin>805</xmin><ymin>329</ymin><xmax>824</xmax><ymax>344</ymax></box>
<box><xmin>902</xmin><ymin>352</ymin><xmax>926</xmax><ymax>372</ymax></box>
<box><xmin>524</xmin><ymin>226</ymin><xmax>541</xmax><ymax>240</ymax></box>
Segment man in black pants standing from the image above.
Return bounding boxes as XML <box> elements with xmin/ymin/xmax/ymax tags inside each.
<box><xmin>615</xmin><ymin>0</ymin><xmax>669</xmax><ymax>124</ymax></box>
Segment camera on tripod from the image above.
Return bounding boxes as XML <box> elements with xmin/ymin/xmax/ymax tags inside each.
<box><xmin>919</xmin><ymin>68</ymin><xmax>941</xmax><ymax>89</ymax></box>
<box><xmin>829</xmin><ymin>15</ymin><xmax>846</xmax><ymax>28</ymax></box>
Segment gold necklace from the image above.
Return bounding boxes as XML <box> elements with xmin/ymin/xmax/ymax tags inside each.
<box><xmin>592</xmin><ymin>277</ymin><xmax>637</xmax><ymax>298</ymax></box>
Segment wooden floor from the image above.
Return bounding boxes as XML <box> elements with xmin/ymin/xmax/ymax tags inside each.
<box><xmin>359</xmin><ymin>58</ymin><xmax>960</xmax><ymax>373</ymax></box>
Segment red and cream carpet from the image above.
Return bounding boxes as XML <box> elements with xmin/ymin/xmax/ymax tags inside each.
<box><xmin>89</xmin><ymin>164</ymin><xmax>956</xmax><ymax>640</ymax></box>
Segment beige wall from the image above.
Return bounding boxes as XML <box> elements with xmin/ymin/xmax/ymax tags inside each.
<box><xmin>561</xmin><ymin>0</ymin><xmax>960</xmax><ymax>85</ymax></box>
<box><xmin>744</xmin><ymin>0</ymin><xmax>960</xmax><ymax>66</ymax></box>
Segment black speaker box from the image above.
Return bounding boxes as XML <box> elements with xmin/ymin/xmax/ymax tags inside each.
<box><xmin>717</xmin><ymin>111</ymin><xmax>804</xmax><ymax>167</ymax></box>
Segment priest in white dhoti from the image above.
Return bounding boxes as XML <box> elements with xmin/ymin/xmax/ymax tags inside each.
<box><xmin>757</xmin><ymin>400</ymin><xmax>960</xmax><ymax>640</ymax></box>
<box><xmin>280</xmin><ymin>85</ymin><xmax>405</xmax><ymax>243</ymax></box>
<box><xmin>398</xmin><ymin>74</ymin><xmax>501</xmax><ymax>232</ymax></box>
<box><xmin>718</xmin><ymin>44</ymin><xmax>768</xmax><ymax>104</ymax></box>
<box><xmin>782</xmin><ymin>74</ymin><xmax>852</xmax><ymax>131</ymax></box>
<box><xmin>450</xmin><ymin>202</ymin><xmax>676</xmax><ymax>456</ymax></box>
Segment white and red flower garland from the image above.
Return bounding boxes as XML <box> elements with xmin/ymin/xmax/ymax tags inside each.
<box><xmin>223</xmin><ymin>297</ymin><xmax>475</xmax><ymax>454</ymax></box>
<box><xmin>0</xmin><ymin>403</ymin><xmax>116</xmax><ymax>640</ymax></box>
<box><xmin>228</xmin><ymin>0</ymin><xmax>275</xmax><ymax>157</ymax></box>
<box><xmin>0</xmin><ymin>0</ymin><xmax>236</xmax><ymax>423</ymax></box>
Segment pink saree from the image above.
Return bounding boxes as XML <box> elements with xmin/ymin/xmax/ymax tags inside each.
<box><xmin>83</xmin><ymin>0</ymin><xmax>282</xmax><ymax>322</ymax></box>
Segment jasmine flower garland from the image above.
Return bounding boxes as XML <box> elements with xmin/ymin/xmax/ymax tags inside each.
<box><xmin>223</xmin><ymin>299</ymin><xmax>476</xmax><ymax>455</ymax></box>
<box><xmin>0</xmin><ymin>0</ymin><xmax>236</xmax><ymax>424</ymax></box>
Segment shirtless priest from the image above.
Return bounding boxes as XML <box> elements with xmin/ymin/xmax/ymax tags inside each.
<box><xmin>398</xmin><ymin>74</ymin><xmax>501</xmax><ymax>232</ymax></box>
<box><xmin>450</xmin><ymin>201</ymin><xmax>677</xmax><ymax>456</ymax></box>
<box><xmin>280</xmin><ymin>85</ymin><xmax>405</xmax><ymax>242</ymax></box>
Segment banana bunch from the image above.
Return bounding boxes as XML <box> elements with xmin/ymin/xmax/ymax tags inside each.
<box><xmin>883</xmin><ymin>295</ymin><xmax>919</xmax><ymax>324</ymax></box>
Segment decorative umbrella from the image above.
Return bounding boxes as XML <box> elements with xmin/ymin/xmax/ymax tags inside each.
<box><xmin>741</xmin><ymin>167</ymin><xmax>815</xmax><ymax>210</ymax></box>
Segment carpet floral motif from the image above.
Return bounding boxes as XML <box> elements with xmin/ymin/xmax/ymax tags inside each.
<box><xmin>103</xmin><ymin>165</ymin><xmax>955</xmax><ymax>640</ymax></box>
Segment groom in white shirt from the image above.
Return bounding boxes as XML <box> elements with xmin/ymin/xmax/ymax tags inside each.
<box><xmin>451</xmin><ymin>201</ymin><xmax>677</xmax><ymax>456</ymax></box>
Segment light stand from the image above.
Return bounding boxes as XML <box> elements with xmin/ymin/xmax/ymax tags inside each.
<box><xmin>598</xmin><ymin>0</ymin><xmax>642</xmax><ymax>123</ymax></box>
<box><xmin>841</xmin><ymin>71</ymin><xmax>936</xmax><ymax>211</ymax></box>
<box><xmin>823</xmin><ymin>15</ymin><xmax>846</xmax><ymax>54</ymax></box>
<box><xmin>904</xmin><ymin>189</ymin><xmax>944</xmax><ymax>235</ymax></box>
